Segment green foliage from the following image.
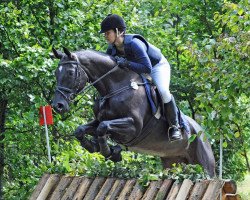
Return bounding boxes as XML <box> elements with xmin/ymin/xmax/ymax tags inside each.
<box><xmin>6</xmin><ymin>140</ymin><xmax>208</xmax><ymax>198</ymax></box>
<box><xmin>162</xmin><ymin>163</ymin><xmax>209</xmax><ymax>182</ymax></box>
<box><xmin>0</xmin><ymin>0</ymin><xmax>249</xmax><ymax>199</ymax></box>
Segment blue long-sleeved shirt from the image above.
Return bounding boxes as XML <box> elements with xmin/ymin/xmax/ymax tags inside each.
<box><xmin>106</xmin><ymin>34</ymin><xmax>162</xmax><ymax>74</ymax></box>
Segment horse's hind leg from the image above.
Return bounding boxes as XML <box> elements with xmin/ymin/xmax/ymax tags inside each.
<box><xmin>74</xmin><ymin>119</ymin><xmax>100</xmax><ymax>153</ymax></box>
<box><xmin>184</xmin><ymin>116</ymin><xmax>216</xmax><ymax>177</ymax></box>
<box><xmin>194</xmin><ymin>137</ymin><xmax>216</xmax><ymax>177</ymax></box>
<box><xmin>96</xmin><ymin>117</ymin><xmax>136</xmax><ymax>160</ymax></box>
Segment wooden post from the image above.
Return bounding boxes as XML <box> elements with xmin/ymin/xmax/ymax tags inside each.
<box><xmin>175</xmin><ymin>179</ymin><xmax>193</xmax><ymax>200</ymax></box>
<box><xmin>29</xmin><ymin>173</ymin><xmax>50</xmax><ymax>200</ymax></box>
<box><xmin>73</xmin><ymin>177</ymin><xmax>93</xmax><ymax>199</ymax></box>
<box><xmin>166</xmin><ymin>181</ymin><xmax>181</xmax><ymax>200</ymax></box>
<box><xmin>189</xmin><ymin>180</ymin><xmax>209</xmax><ymax>200</ymax></box>
<box><xmin>105</xmin><ymin>179</ymin><xmax>126</xmax><ymax>200</ymax></box>
<box><xmin>155</xmin><ymin>179</ymin><xmax>173</xmax><ymax>200</ymax></box>
<box><xmin>42</xmin><ymin>106</ymin><xmax>51</xmax><ymax>163</ymax></box>
<box><xmin>94</xmin><ymin>178</ymin><xmax>116</xmax><ymax>200</ymax></box>
<box><xmin>141</xmin><ymin>180</ymin><xmax>163</xmax><ymax>200</ymax></box>
<box><xmin>202</xmin><ymin>180</ymin><xmax>224</xmax><ymax>200</ymax></box>
<box><xmin>36</xmin><ymin>174</ymin><xmax>61</xmax><ymax>200</ymax></box>
<box><xmin>117</xmin><ymin>179</ymin><xmax>136</xmax><ymax>200</ymax></box>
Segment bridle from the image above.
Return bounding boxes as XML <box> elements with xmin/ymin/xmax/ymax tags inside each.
<box><xmin>56</xmin><ymin>59</ymin><xmax>119</xmax><ymax>102</ymax></box>
<box><xmin>55</xmin><ymin>60</ymin><xmax>89</xmax><ymax>102</ymax></box>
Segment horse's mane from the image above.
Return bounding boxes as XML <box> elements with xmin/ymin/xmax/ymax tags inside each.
<box><xmin>76</xmin><ymin>49</ymin><xmax>115</xmax><ymax>63</ymax></box>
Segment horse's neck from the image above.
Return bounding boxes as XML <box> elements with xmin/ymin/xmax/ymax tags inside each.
<box><xmin>80</xmin><ymin>51</ymin><xmax>138</xmax><ymax>96</ymax></box>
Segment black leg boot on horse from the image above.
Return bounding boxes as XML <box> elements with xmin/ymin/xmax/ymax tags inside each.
<box><xmin>164</xmin><ymin>96</ymin><xmax>183</xmax><ymax>141</ymax></box>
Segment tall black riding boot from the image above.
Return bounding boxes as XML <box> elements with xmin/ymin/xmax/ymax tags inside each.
<box><xmin>164</xmin><ymin>96</ymin><xmax>182</xmax><ymax>141</ymax></box>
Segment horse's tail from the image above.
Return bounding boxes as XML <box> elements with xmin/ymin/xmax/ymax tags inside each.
<box><xmin>186</xmin><ymin>116</ymin><xmax>216</xmax><ymax>177</ymax></box>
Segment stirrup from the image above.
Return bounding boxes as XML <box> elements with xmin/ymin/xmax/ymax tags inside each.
<box><xmin>168</xmin><ymin>125</ymin><xmax>182</xmax><ymax>141</ymax></box>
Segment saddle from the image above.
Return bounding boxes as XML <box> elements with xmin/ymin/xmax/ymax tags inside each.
<box><xmin>140</xmin><ymin>75</ymin><xmax>161</xmax><ymax>118</ymax></box>
<box><xmin>140</xmin><ymin>75</ymin><xmax>188</xmax><ymax>130</ymax></box>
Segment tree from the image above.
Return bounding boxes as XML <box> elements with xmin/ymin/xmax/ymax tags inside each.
<box><xmin>0</xmin><ymin>0</ymin><xmax>249</xmax><ymax>199</ymax></box>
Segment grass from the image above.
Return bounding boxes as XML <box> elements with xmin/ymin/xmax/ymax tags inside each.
<box><xmin>237</xmin><ymin>172</ymin><xmax>250</xmax><ymax>200</ymax></box>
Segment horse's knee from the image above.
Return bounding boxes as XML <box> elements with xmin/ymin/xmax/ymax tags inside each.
<box><xmin>96</xmin><ymin>121</ymin><xmax>109</xmax><ymax>136</ymax></box>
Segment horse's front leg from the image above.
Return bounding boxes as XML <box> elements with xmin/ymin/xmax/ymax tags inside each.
<box><xmin>96</xmin><ymin>117</ymin><xmax>136</xmax><ymax>161</ymax></box>
<box><xmin>74</xmin><ymin>119</ymin><xmax>100</xmax><ymax>153</ymax></box>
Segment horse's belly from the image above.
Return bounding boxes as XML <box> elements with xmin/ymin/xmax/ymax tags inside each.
<box><xmin>127</xmin><ymin>119</ymin><xmax>189</xmax><ymax>157</ymax></box>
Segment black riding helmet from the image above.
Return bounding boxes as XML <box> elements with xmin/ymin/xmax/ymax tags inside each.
<box><xmin>100</xmin><ymin>14</ymin><xmax>126</xmax><ymax>33</ymax></box>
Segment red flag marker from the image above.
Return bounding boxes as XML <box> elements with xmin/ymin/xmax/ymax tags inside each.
<box><xmin>39</xmin><ymin>105</ymin><xmax>53</xmax><ymax>163</ymax></box>
<box><xmin>39</xmin><ymin>105</ymin><xmax>53</xmax><ymax>126</ymax></box>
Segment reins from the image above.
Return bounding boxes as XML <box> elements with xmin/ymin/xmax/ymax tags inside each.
<box><xmin>100</xmin><ymin>82</ymin><xmax>146</xmax><ymax>102</ymax></box>
<box><xmin>56</xmin><ymin>59</ymin><xmax>146</xmax><ymax>104</ymax></box>
<box><xmin>78</xmin><ymin>64</ymin><xmax>120</xmax><ymax>95</ymax></box>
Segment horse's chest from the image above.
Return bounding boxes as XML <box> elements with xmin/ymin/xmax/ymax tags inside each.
<box><xmin>94</xmin><ymin>99</ymin><xmax>127</xmax><ymax>121</ymax></box>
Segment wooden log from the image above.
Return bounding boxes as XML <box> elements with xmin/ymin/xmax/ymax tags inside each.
<box><xmin>36</xmin><ymin>174</ymin><xmax>61</xmax><ymax>200</ymax></box>
<box><xmin>61</xmin><ymin>177</ymin><xmax>84</xmax><ymax>200</ymax></box>
<box><xmin>141</xmin><ymin>180</ymin><xmax>163</xmax><ymax>200</ymax></box>
<box><xmin>189</xmin><ymin>180</ymin><xmax>209</xmax><ymax>200</ymax></box>
<box><xmin>202</xmin><ymin>179</ymin><xmax>224</xmax><ymax>200</ymax></box>
<box><xmin>49</xmin><ymin>176</ymin><xmax>73</xmax><ymax>200</ymax></box>
<box><xmin>105</xmin><ymin>179</ymin><xmax>126</xmax><ymax>200</ymax></box>
<box><xmin>117</xmin><ymin>179</ymin><xmax>136</xmax><ymax>200</ymax></box>
<box><xmin>223</xmin><ymin>180</ymin><xmax>237</xmax><ymax>194</ymax></box>
<box><xmin>83</xmin><ymin>177</ymin><xmax>106</xmax><ymax>200</ymax></box>
<box><xmin>175</xmin><ymin>179</ymin><xmax>193</xmax><ymax>200</ymax></box>
<box><xmin>72</xmin><ymin>177</ymin><xmax>93</xmax><ymax>200</ymax></box>
<box><xmin>94</xmin><ymin>178</ymin><xmax>116</xmax><ymax>200</ymax></box>
<box><xmin>225</xmin><ymin>194</ymin><xmax>241</xmax><ymax>200</ymax></box>
<box><xmin>29</xmin><ymin>173</ymin><xmax>50</xmax><ymax>200</ymax></box>
<box><xmin>166</xmin><ymin>181</ymin><xmax>181</xmax><ymax>200</ymax></box>
<box><xmin>155</xmin><ymin>179</ymin><xmax>173</xmax><ymax>200</ymax></box>
<box><xmin>128</xmin><ymin>182</ymin><xmax>144</xmax><ymax>200</ymax></box>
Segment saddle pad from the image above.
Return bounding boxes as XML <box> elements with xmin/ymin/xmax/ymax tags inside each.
<box><xmin>140</xmin><ymin>75</ymin><xmax>157</xmax><ymax>114</ymax></box>
<box><xmin>140</xmin><ymin>75</ymin><xmax>189</xmax><ymax>132</ymax></box>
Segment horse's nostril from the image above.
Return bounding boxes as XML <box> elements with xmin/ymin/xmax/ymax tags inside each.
<box><xmin>57</xmin><ymin>103</ymin><xmax>63</xmax><ymax>108</ymax></box>
<box><xmin>57</xmin><ymin>103</ymin><xmax>64</xmax><ymax>109</ymax></box>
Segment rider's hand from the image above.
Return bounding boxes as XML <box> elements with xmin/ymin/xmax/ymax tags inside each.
<box><xmin>115</xmin><ymin>56</ymin><xmax>129</xmax><ymax>68</ymax></box>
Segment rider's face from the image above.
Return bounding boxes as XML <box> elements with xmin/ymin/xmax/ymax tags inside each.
<box><xmin>104</xmin><ymin>29</ymin><xmax>116</xmax><ymax>44</ymax></box>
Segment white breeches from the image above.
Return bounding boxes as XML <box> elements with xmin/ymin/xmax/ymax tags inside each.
<box><xmin>150</xmin><ymin>56</ymin><xmax>172</xmax><ymax>103</ymax></box>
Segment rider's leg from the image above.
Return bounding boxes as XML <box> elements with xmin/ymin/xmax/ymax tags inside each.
<box><xmin>150</xmin><ymin>58</ymin><xmax>182</xmax><ymax>141</ymax></box>
<box><xmin>164</xmin><ymin>95</ymin><xmax>182</xmax><ymax>141</ymax></box>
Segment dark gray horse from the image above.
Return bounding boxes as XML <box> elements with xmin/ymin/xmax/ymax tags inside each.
<box><xmin>52</xmin><ymin>47</ymin><xmax>216</xmax><ymax>177</ymax></box>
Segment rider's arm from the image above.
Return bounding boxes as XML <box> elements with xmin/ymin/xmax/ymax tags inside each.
<box><xmin>127</xmin><ymin>38</ymin><xmax>152</xmax><ymax>74</ymax></box>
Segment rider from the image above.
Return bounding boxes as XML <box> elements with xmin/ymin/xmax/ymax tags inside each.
<box><xmin>100</xmin><ymin>14</ymin><xmax>182</xmax><ymax>141</ymax></box>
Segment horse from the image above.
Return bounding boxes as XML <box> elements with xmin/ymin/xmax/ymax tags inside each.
<box><xmin>51</xmin><ymin>47</ymin><xmax>216</xmax><ymax>177</ymax></box>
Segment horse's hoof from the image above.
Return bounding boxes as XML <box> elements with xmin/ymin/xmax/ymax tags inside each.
<box><xmin>108</xmin><ymin>145</ymin><xmax>122</xmax><ymax>162</ymax></box>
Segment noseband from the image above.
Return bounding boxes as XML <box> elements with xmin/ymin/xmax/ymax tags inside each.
<box><xmin>56</xmin><ymin>60</ymin><xmax>89</xmax><ymax>102</ymax></box>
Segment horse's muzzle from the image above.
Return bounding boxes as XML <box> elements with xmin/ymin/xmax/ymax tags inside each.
<box><xmin>52</xmin><ymin>100</ymin><xmax>70</xmax><ymax>114</ymax></box>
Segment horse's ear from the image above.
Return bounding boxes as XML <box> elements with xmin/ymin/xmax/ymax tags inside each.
<box><xmin>52</xmin><ymin>47</ymin><xmax>64</xmax><ymax>59</ymax></box>
<box><xmin>63</xmin><ymin>47</ymin><xmax>72</xmax><ymax>58</ymax></box>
